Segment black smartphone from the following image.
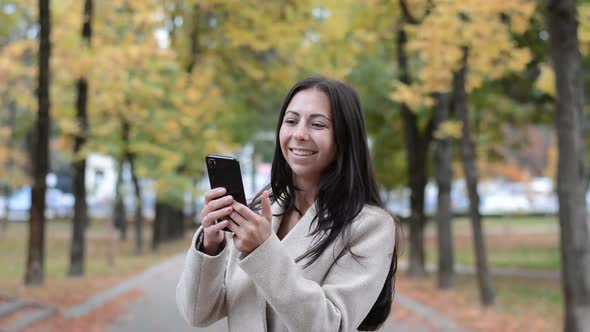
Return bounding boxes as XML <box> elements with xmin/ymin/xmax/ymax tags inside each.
<box><xmin>206</xmin><ymin>154</ymin><xmax>247</xmax><ymax>231</ymax></box>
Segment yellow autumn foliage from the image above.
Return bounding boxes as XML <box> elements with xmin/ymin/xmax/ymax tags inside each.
<box><xmin>390</xmin><ymin>82</ymin><xmax>434</xmax><ymax>110</ymax></box>
<box><xmin>579</xmin><ymin>4</ymin><xmax>590</xmax><ymax>55</ymax></box>
<box><xmin>392</xmin><ymin>0</ymin><xmax>536</xmax><ymax>111</ymax></box>
<box><xmin>0</xmin><ymin>0</ymin><xmax>380</xmax><ymax>200</ymax></box>
<box><xmin>434</xmin><ymin>120</ymin><xmax>463</xmax><ymax>140</ymax></box>
<box><xmin>535</xmin><ymin>63</ymin><xmax>556</xmax><ymax>97</ymax></box>
<box><xmin>0</xmin><ymin>124</ymin><xmax>30</xmax><ymax>186</ymax></box>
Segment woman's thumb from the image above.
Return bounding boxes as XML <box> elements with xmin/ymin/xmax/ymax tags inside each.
<box><xmin>262</xmin><ymin>190</ymin><xmax>272</xmax><ymax>223</ymax></box>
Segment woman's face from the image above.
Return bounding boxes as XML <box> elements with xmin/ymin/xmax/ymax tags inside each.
<box><xmin>279</xmin><ymin>88</ymin><xmax>336</xmax><ymax>185</ymax></box>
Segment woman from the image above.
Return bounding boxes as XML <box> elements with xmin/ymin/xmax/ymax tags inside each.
<box><xmin>176</xmin><ymin>76</ymin><xmax>398</xmax><ymax>331</ymax></box>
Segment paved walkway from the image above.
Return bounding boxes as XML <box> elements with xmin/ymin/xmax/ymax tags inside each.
<box><xmin>96</xmin><ymin>253</ymin><xmax>467</xmax><ymax>332</ymax></box>
<box><xmin>106</xmin><ymin>253</ymin><xmax>223</xmax><ymax>332</ymax></box>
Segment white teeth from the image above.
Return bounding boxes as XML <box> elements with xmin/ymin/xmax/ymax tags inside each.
<box><xmin>291</xmin><ymin>149</ymin><xmax>314</xmax><ymax>156</ymax></box>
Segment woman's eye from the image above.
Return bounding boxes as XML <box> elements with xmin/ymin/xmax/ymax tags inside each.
<box><xmin>284</xmin><ymin>119</ymin><xmax>296</xmax><ymax>125</ymax></box>
<box><xmin>312</xmin><ymin>122</ymin><xmax>327</xmax><ymax>128</ymax></box>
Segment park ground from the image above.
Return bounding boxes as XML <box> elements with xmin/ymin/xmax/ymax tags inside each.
<box><xmin>0</xmin><ymin>216</ymin><xmax>562</xmax><ymax>332</ymax></box>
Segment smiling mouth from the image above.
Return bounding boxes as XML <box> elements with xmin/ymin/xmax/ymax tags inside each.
<box><xmin>289</xmin><ymin>148</ymin><xmax>317</xmax><ymax>156</ymax></box>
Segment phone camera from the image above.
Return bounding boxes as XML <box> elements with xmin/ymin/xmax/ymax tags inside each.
<box><xmin>208</xmin><ymin>159</ymin><xmax>216</xmax><ymax>168</ymax></box>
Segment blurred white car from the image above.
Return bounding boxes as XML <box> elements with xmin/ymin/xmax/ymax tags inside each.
<box><xmin>46</xmin><ymin>188</ymin><xmax>75</xmax><ymax>218</ymax></box>
<box><xmin>480</xmin><ymin>191</ymin><xmax>531</xmax><ymax>215</ymax></box>
<box><xmin>4</xmin><ymin>187</ymin><xmax>75</xmax><ymax>221</ymax></box>
<box><xmin>0</xmin><ymin>197</ymin><xmax>6</xmax><ymax>219</ymax></box>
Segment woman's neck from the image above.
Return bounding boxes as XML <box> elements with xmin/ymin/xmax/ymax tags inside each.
<box><xmin>292</xmin><ymin>177</ymin><xmax>318</xmax><ymax>214</ymax></box>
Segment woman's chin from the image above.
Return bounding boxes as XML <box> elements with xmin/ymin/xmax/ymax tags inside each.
<box><xmin>289</xmin><ymin>167</ymin><xmax>321</xmax><ymax>182</ymax></box>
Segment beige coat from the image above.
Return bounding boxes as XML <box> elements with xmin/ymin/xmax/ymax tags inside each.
<box><xmin>176</xmin><ymin>202</ymin><xmax>395</xmax><ymax>332</ymax></box>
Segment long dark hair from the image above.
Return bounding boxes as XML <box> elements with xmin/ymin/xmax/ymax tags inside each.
<box><xmin>250</xmin><ymin>76</ymin><xmax>399</xmax><ymax>331</ymax></box>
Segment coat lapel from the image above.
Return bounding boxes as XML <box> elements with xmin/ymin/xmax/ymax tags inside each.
<box><xmin>270</xmin><ymin>201</ymin><xmax>318</xmax><ymax>262</ymax></box>
<box><xmin>229</xmin><ymin>201</ymin><xmax>319</xmax><ymax>332</ymax></box>
<box><xmin>271</xmin><ymin>202</ymin><xmax>284</xmax><ymax>235</ymax></box>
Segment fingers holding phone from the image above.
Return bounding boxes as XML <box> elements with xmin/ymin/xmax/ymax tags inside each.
<box><xmin>225</xmin><ymin>192</ymin><xmax>272</xmax><ymax>255</ymax></box>
<box><xmin>202</xmin><ymin>154</ymin><xmax>248</xmax><ymax>254</ymax></box>
<box><xmin>206</xmin><ymin>155</ymin><xmax>247</xmax><ymax>231</ymax></box>
<box><xmin>200</xmin><ymin>187</ymin><xmax>233</xmax><ymax>255</ymax></box>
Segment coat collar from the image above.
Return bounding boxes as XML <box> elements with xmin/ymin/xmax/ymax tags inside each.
<box><xmin>270</xmin><ymin>200</ymin><xmax>318</xmax><ymax>261</ymax></box>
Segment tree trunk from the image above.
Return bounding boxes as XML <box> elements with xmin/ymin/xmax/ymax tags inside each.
<box><xmin>156</xmin><ymin>3</ymin><xmax>200</xmax><ymax>245</ymax></box>
<box><xmin>152</xmin><ymin>201</ymin><xmax>164</xmax><ymax>250</ymax></box>
<box><xmin>396</xmin><ymin>26</ymin><xmax>433</xmax><ymax>277</ymax></box>
<box><xmin>167</xmin><ymin>1</ymin><xmax>179</xmax><ymax>48</ymax></box>
<box><xmin>113</xmin><ymin>159</ymin><xmax>127</xmax><ymax>241</ymax></box>
<box><xmin>153</xmin><ymin>201</ymin><xmax>184</xmax><ymax>250</ymax></box>
<box><xmin>454</xmin><ymin>47</ymin><xmax>495</xmax><ymax>306</ymax></box>
<box><xmin>68</xmin><ymin>0</ymin><xmax>93</xmax><ymax>277</ymax></box>
<box><xmin>433</xmin><ymin>92</ymin><xmax>455</xmax><ymax>289</ymax></box>
<box><xmin>174</xmin><ymin>204</ymin><xmax>185</xmax><ymax>239</ymax></box>
<box><xmin>130</xmin><ymin>164</ymin><xmax>143</xmax><ymax>256</ymax></box>
<box><xmin>1</xmin><ymin>101</ymin><xmax>16</xmax><ymax>234</ymax></box>
<box><xmin>405</xmin><ymin>112</ymin><xmax>429</xmax><ymax>278</ymax></box>
<box><xmin>123</xmin><ymin>120</ymin><xmax>143</xmax><ymax>256</ymax></box>
<box><xmin>547</xmin><ymin>1</ymin><xmax>590</xmax><ymax>331</ymax></box>
<box><xmin>185</xmin><ymin>3</ymin><xmax>200</xmax><ymax>74</ymax></box>
<box><xmin>25</xmin><ymin>0</ymin><xmax>51</xmax><ymax>285</ymax></box>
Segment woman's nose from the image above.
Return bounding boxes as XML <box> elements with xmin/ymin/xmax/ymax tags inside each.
<box><xmin>293</xmin><ymin>125</ymin><xmax>309</xmax><ymax>140</ymax></box>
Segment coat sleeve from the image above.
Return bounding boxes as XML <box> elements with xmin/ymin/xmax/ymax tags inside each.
<box><xmin>175</xmin><ymin>226</ymin><xmax>229</xmax><ymax>327</ymax></box>
<box><xmin>238</xmin><ymin>209</ymin><xmax>395</xmax><ymax>332</ymax></box>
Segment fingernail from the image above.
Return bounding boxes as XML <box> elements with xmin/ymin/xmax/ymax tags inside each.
<box><xmin>217</xmin><ymin>187</ymin><xmax>226</xmax><ymax>193</ymax></box>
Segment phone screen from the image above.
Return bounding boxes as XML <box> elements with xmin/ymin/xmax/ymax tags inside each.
<box><xmin>206</xmin><ymin>155</ymin><xmax>247</xmax><ymax>206</ymax></box>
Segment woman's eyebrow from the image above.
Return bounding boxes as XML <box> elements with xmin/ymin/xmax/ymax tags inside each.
<box><xmin>309</xmin><ymin>114</ymin><xmax>330</xmax><ymax>121</ymax></box>
<box><xmin>285</xmin><ymin>110</ymin><xmax>330</xmax><ymax>121</ymax></box>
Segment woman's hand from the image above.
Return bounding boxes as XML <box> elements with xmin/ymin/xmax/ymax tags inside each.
<box><xmin>200</xmin><ymin>187</ymin><xmax>234</xmax><ymax>255</ymax></box>
<box><xmin>226</xmin><ymin>190</ymin><xmax>272</xmax><ymax>255</ymax></box>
